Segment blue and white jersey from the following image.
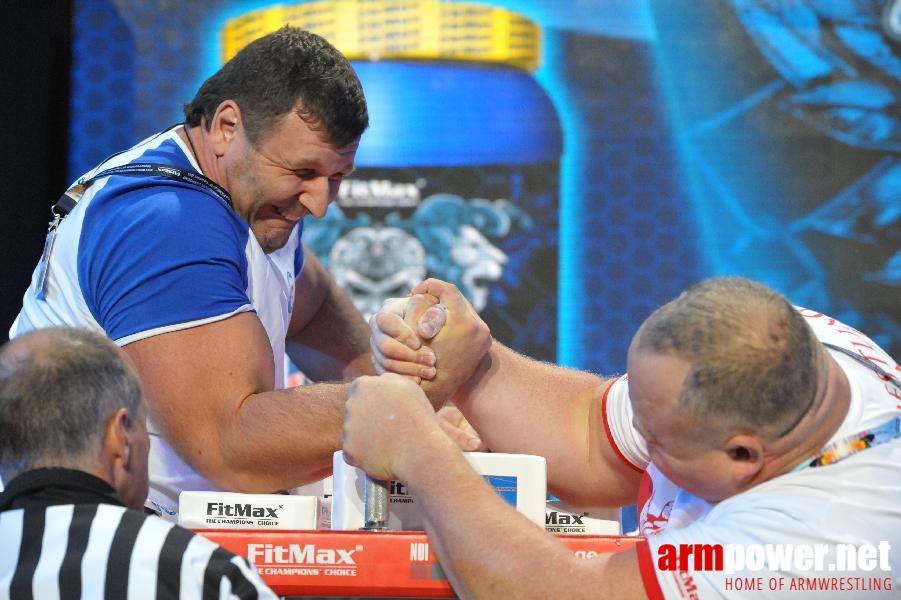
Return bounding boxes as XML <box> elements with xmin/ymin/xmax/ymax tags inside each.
<box><xmin>10</xmin><ymin>126</ymin><xmax>305</xmax><ymax>516</ymax></box>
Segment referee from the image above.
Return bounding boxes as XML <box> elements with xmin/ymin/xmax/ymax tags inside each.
<box><xmin>0</xmin><ymin>327</ymin><xmax>277</xmax><ymax>599</ymax></box>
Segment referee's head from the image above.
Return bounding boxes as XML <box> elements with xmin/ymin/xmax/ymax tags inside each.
<box><xmin>0</xmin><ymin>327</ymin><xmax>150</xmax><ymax>509</ymax></box>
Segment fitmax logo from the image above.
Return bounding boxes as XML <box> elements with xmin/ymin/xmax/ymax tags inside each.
<box><xmin>206</xmin><ymin>502</ymin><xmax>281</xmax><ymax>518</ymax></box>
<box><xmin>247</xmin><ymin>543</ymin><xmax>359</xmax><ymax>565</ymax></box>
<box><xmin>337</xmin><ymin>178</ymin><xmax>421</xmax><ymax>207</ymax></box>
<box><xmin>546</xmin><ymin>511</ymin><xmax>585</xmax><ymax>526</ymax></box>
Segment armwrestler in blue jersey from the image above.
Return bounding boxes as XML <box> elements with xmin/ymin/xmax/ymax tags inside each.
<box><xmin>9</xmin><ymin>27</ymin><xmax>438</xmax><ymax>517</ymax></box>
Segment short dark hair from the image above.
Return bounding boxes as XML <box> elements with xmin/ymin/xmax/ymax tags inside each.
<box><xmin>0</xmin><ymin>328</ymin><xmax>143</xmax><ymax>481</ymax></box>
<box><xmin>635</xmin><ymin>276</ymin><xmax>820</xmax><ymax>438</ymax></box>
<box><xmin>183</xmin><ymin>25</ymin><xmax>368</xmax><ymax>148</ymax></box>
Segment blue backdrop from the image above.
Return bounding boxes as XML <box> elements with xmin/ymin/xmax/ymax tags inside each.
<box><xmin>68</xmin><ymin>0</ymin><xmax>900</xmax><ymax>376</ymax></box>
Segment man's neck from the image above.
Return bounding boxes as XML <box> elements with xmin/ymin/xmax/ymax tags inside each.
<box><xmin>178</xmin><ymin>124</ymin><xmax>221</xmax><ymax>186</ymax></box>
<box><xmin>0</xmin><ymin>467</ymin><xmax>124</xmax><ymax>512</ymax></box>
<box><xmin>764</xmin><ymin>347</ymin><xmax>851</xmax><ymax>478</ymax></box>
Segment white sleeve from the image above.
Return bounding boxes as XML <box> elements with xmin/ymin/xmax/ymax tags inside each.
<box><xmin>603</xmin><ymin>375</ymin><xmax>650</xmax><ymax>470</ymax></box>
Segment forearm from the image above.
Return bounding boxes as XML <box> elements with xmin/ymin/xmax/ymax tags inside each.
<box><xmin>453</xmin><ymin>342</ymin><xmax>607</xmax><ymax>443</ymax></box>
<box><xmin>215</xmin><ymin>382</ymin><xmax>349</xmax><ymax>492</ymax></box>
<box><xmin>449</xmin><ymin>342</ymin><xmax>634</xmax><ymax>504</ymax></box>
<box><xmin>288</xmin><ymin>248</ymin><xmax>373</xmax><ymax>381</ymax></box>
<box><xmin>126</xmin><ymin>311</ymin><xmax>359</xmax><ymax>494</ymax></box>
<box><xmin>399</xmin><ymin>433</ymin><xmax>638</xmax><ymax>599</ymax></box>
<box><xmin>340</xmin><ymin>374</ymin><xmax>647</xmax><ymax>600</ymax></box>
<box><xmin>287</xmin><ymin>281</ymin><xmax>373</xmax><ymax>381</ymax></box>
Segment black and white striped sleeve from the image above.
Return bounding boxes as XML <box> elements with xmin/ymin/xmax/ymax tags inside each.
<box><xmin>0</xmin><ymin>503</ymin><xmax>278</xmax><ymax>600</ymax></box>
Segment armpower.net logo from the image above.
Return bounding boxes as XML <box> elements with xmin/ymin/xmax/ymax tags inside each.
<box><xmin>658</xmin><ymin>542</ymin><xmax>893</xmax><ymax>596</ymax></box>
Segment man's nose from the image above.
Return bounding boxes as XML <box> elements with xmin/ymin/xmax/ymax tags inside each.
<box><xmin>300</xmin><ymin>176</ymin><xmax>335</xmax><ymax>219</ymax></box>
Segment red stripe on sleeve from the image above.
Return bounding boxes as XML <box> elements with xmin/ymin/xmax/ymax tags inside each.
<box><xmin>601</xmin><ymin>377</ymin><xmax>644</xmax><ymax>473</ymax></box>
<box><xmin>636</xmin><ymin>540</ymin><xmax>666</xmax><ymax>600</ymax></box>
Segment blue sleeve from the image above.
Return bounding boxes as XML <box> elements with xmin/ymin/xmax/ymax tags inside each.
<box><xmin>79</xmin><ymin>177</ymin><xmax>251</xmax><ymax>342</ymax></box>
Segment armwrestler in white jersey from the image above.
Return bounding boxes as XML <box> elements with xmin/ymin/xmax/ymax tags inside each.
<box><xmin>350</xmin><ymin>275</ymin><xmax>901</xmax><ymax>599</ymax></box>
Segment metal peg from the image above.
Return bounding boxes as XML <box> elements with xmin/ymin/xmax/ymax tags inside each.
<box><xmin>362</xmin><ymin>476</ymin><xmax>390</xmax><ymax>531</ymax></box>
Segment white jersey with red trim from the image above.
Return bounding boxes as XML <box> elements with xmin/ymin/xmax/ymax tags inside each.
<box><xmin>604</xmin><ymin>310</ymin><xmax>901</xmax><ymax>599</ymax></box>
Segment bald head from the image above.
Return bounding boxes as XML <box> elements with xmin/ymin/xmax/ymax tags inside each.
<box><xmin>0</xmin><ymin>328</ymin><xmax>144</xmax><ymax>482</ymax></box>
<box><xmin>632</xmin><ymin>276</ymin><xmax>821</xmax><ymax>438</ymax></box>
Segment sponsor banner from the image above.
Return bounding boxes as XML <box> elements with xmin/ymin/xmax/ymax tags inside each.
<box><xmin>197</xmin><ymin>530</ymin><xmax>641</xmax><ymax>597</ymax></box>
<box><xmin>545</xmin><ymin>501</ymin><xmax>621</xmax><ymax>536</ymax></box>
<box><xmin>178</xmin><ymin>491</ymin><xmax>318</xmax><ymax>530</ymax></box>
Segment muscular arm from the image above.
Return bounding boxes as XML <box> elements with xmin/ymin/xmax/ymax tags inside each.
<box><xmin>342</xmin><ymin>375</ymin><xmax>648</xmax><ymax>600</ymax></box>
<box><xmin>375</xmin><ymin>279</ymin><xmax>641</xmax><ymax>506</ymax></box>
<box><xmin>453</xmin><ymin>342</ymin><xmax>641</xmax><ymax>506</ymax></box>
<box><xmin>125</xmin><ymin>312</ymin><xmax>346</xmax><ymax>491</ymax></box>
<box><xmin>285</xmin><ymin>247</ymin><xmax>373</xmax><ymax>381</ymax></box>
<box><xmin>125</xmin><ymin>251</ymin><xmax>448</xmax><ymax>492</ymax></box>
<box><xmin>411</xmin><ymin>438</ymin><xmax>647</xmax><ymax>600</ymax></box>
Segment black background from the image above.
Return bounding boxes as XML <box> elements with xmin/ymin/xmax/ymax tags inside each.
<box><xmin>0</xmin><ymin>1</ymin><xmax>72</xmax><ymax>337</ymax></box>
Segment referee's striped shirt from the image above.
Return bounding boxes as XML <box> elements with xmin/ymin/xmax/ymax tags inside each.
<box><xmin>0</xmin><ymin>468</ymin><xmax>278</xmax><ymax>600</ymax></box>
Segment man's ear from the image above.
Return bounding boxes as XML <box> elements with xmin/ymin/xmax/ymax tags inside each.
<box><xmin>724</xmin><ymin>433</ymin><xmax>765</xmax><ymax>489</ymax></box>
<box><xmin>100</xmin><ymin>406</ymin><xmax>148</xmax><ymax>510</ymax></box>
<box><xmin>208</xmin><ymin>100</ymin><xmax>242</xmax><ymax>156</ymax></box>
<box><xmin>103</xmin><ymin>407</ymin><xmax>132</xmax><ymax>469</ymax></box>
